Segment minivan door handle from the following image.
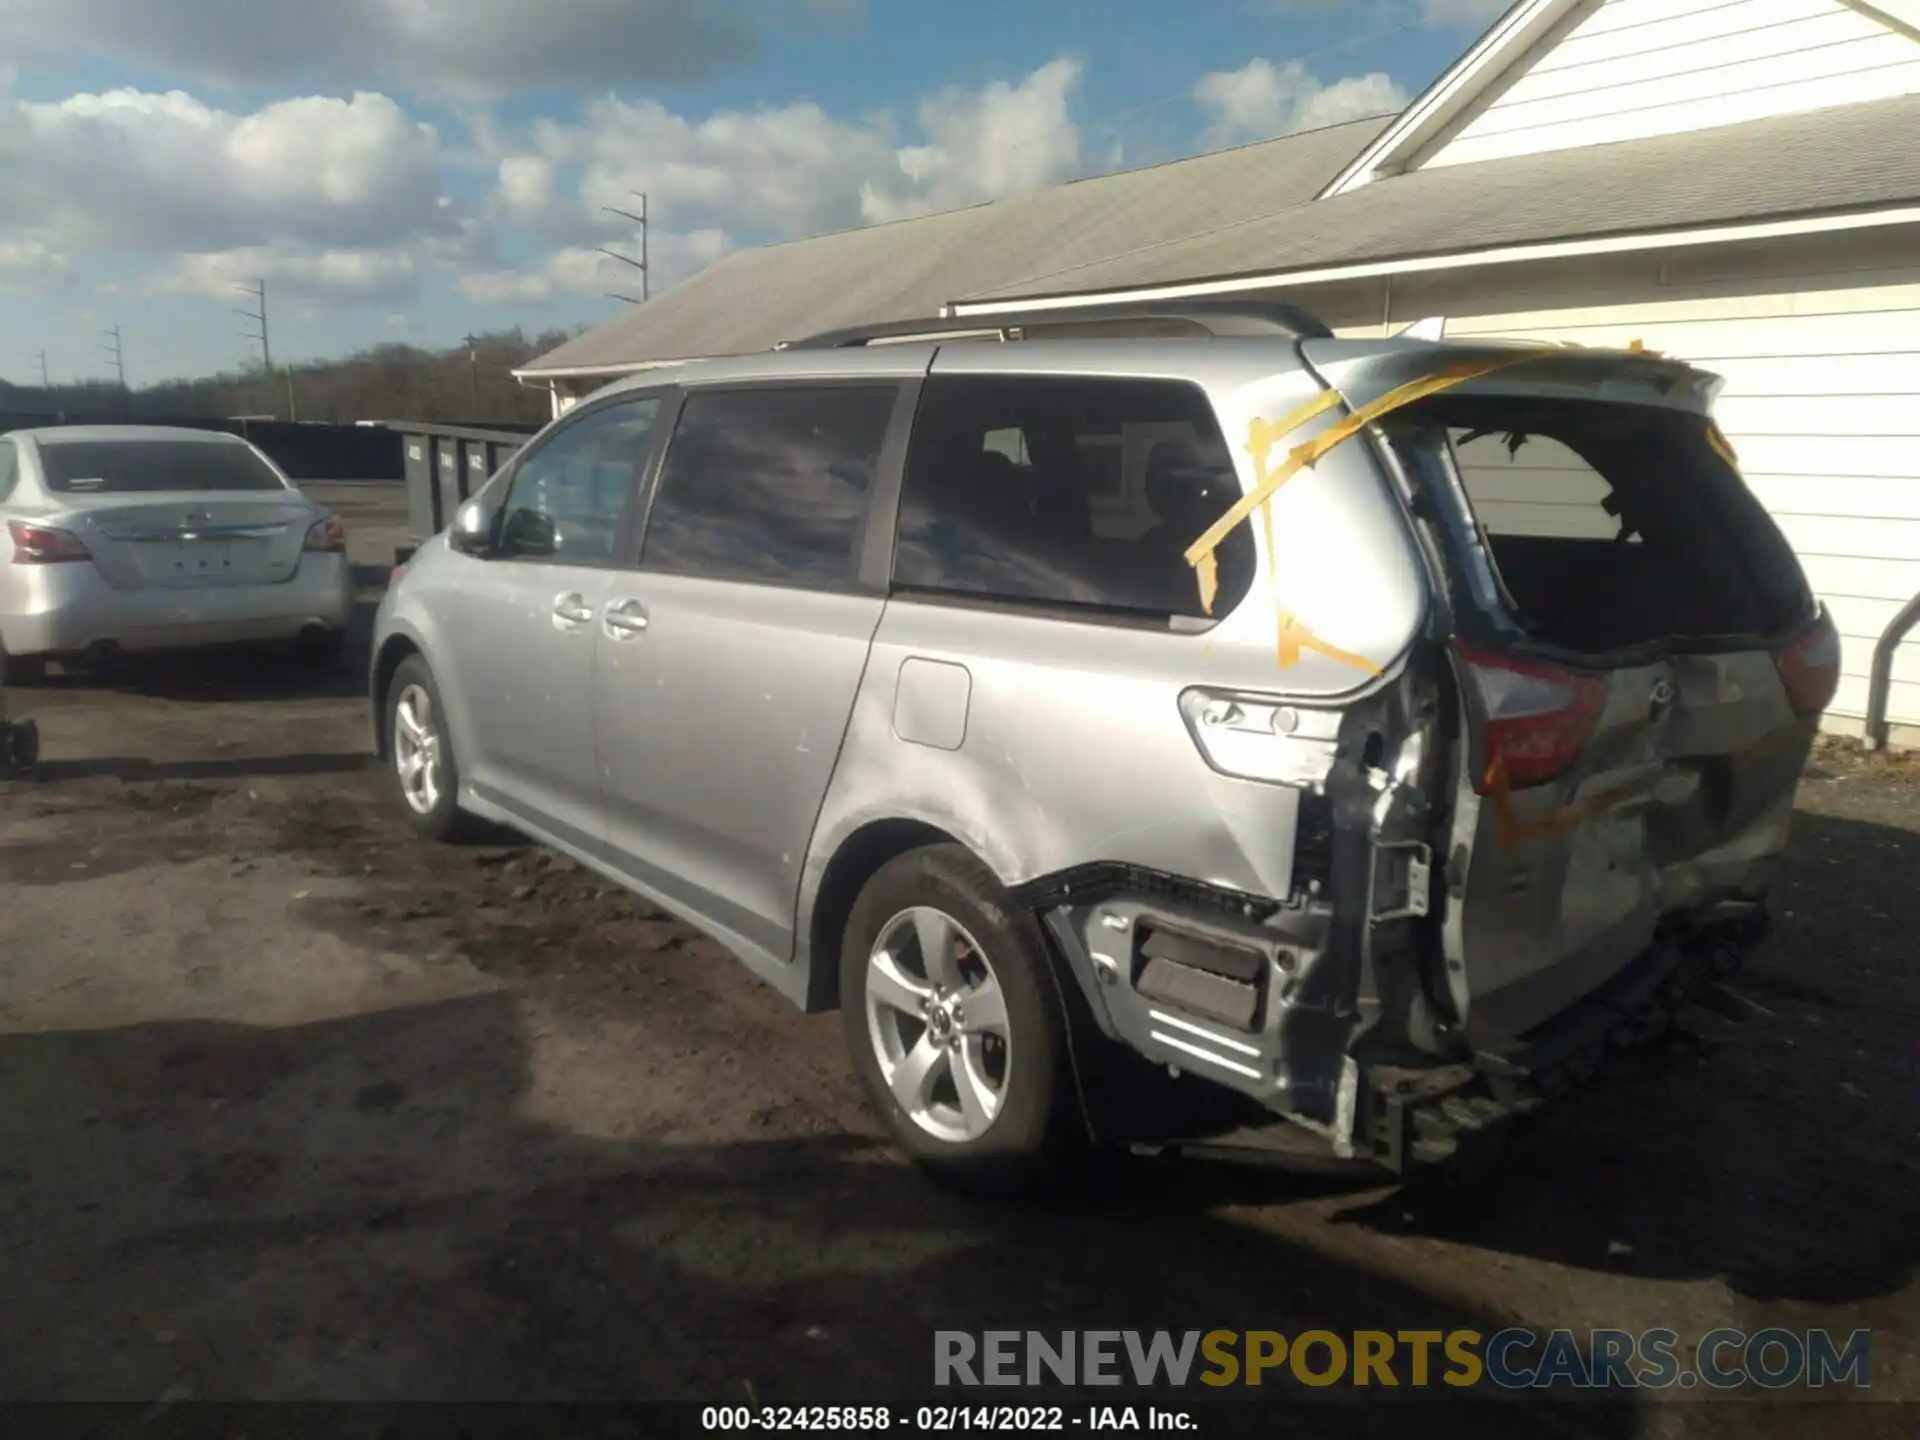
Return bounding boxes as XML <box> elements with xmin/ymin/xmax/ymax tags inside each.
<box><xmin>552</xmin><ymin>592</ymin><xmax>595</xmax><ymax>629</ymax></box>
<box><xmin>603</xmin><ymin>598</ymin><xmax>650</xmax><ymax>638</ymax></box>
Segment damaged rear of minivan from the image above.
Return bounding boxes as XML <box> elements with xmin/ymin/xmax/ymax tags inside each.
<box><xmin>1294</xmin><ymin>339</ymin><xmax>1839</xmax><ymax>1169</ymax></box>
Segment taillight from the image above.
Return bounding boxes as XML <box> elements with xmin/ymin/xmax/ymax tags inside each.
<box><xmin>304</xmin><ymin>515</ymin><xmax>347</xmax><ymax>553</ymax></box>
<box><xmin>1772</xmin><ymin>606</ymin><xmax>1840</xmax><ymax>719</ymax></box>
<box><xmin>1453</xmin><ymin>640</ymin><xmax>1606</xmax><ymax>793</ymax></box>
<box><xmin>7</xmin><ymin>519</ymin><xmax>92</xmax><ymax>565</ymax></box>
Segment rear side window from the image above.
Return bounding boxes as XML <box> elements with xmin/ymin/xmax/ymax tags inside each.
<box><xmin>894</xmin><ymin>376</ymin><xmax>1253</xmax><ymax>622</ymax></box>
<box><xmin>0</xmin><ymin>441</ymin><xmax>16</xmax><ymax>503</ymax></box>
<box><xmin>37</xmin><ymin>439</ymin><xmax>285</xmax><ymax>494</ymax></box>
<box><xmin>642</xmin><ymin>385</ymin><xmax>896</xmax><ymax>590</ymax></box>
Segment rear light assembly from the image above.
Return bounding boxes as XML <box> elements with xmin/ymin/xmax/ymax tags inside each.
<box><xmin>1772</xmin><ymin>606</ymin><xmax>1841</xmax><ymax>719</ymax></box>
<box><xmin>7</xmin><ymin>520</ymin><xmax>91</xmax><ymax>565</ymax></box>
<box><xmin>303</xmin><ymin>515</ymin><xmax>348</xmax><ymax>553</ymax></box>
<box><xmin>1452</xmin><ymin>640</ymin><xmax>1606</xmax><ymax>793</ymax></box>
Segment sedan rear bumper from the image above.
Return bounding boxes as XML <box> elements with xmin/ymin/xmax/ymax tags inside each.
<box><xmin>0</xmin><ymin>553</ymin><xmax>354</xmax><ymax>657</ymax></box>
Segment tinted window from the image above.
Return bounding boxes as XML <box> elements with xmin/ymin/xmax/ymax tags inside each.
<box><xmin>641</xmin><ymin>385</ymin><xmax>895</xmax><ymax>589</ymax></box>
<box><xmin>497</xmin><ymin>397</ymin><xmax>660</xmax><ymax>563</ymax></box>
<box><xmin>894</xmin><ymin>376</ymin><xmax>1254</xmax><ymax>621</ymax></box>
<box><xmin>0</xmin><ymin>442</ymin><xmax>15</xmax><ymax>503</ymax></box>
<box><xmin>38</xmin><ymin>439</ymin><xmax>284</xmax><ymax>494</ymax></box>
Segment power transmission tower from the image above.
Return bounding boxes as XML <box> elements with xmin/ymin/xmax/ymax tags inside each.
<box><xmin>599</xmin><ymin>191</ymin><xmax>649</xmax><ymax>304</ymax></box>
<box><xmin>33</xmin><ymin>350</ymin><xmax>49</xmax><ymax>388</ymax></box>
<box><xmin>99</xmin><ymin>326</ymin><xmax>126</xmax><ymax>388</ymax></box>
<box><xmin>235</xmin><ymin>279</ymin><xmax>272</xmax><ymax>371</ymax></box>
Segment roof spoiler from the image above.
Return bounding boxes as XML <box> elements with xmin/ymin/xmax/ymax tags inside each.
<box><xmin>779</xmin><ymin>298</ymin><xmax>1335</xmax><ymax>350</ymax></box>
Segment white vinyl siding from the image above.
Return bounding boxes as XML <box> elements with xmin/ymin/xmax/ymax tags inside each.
<box><xmin>1429</xmin><ymin>257</ymin><xmax>1920</xmax><ymax>735</ymax></box>
<box><xmin>1417</xmin><ymin>0</ymin><xmax>1920</xmax><ymax>170</ymax></box>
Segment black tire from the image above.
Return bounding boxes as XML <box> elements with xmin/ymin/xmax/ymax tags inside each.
<box><xmin>385</xmin><ymin>655</ymin><xmax>476</xmax><ymax>843</ymax></box>
<box><xmin>840</xmin><ymin>843</ymin><xmax>1084</xmax><ymax>1193</ymax></box>
<box><xmin>7</xmin><ymin>721</ymin><xmax>37</xmax><ymax>772</ymax></box>
<box><xmin>3</xmin><ymin>653</ymin><xmax>48</xmax><ymax>688</ymax></box>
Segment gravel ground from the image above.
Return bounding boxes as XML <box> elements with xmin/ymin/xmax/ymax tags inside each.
<box><xmin>0</xmin><ymin>483</ymin><xmax>1913</xmax><ymax>1436</ymax></box>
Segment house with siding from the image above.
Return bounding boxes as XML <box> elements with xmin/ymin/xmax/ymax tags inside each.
<box><xmin>516</xmin><ymin>0</ymin><xmax>1920</xmax><ymax>741</ymax></box>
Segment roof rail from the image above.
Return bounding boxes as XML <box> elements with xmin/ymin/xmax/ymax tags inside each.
<box><xmin>780</xmin><ymin>298</ymin><xmax>1334</xmax><ymax>350</ymax></box>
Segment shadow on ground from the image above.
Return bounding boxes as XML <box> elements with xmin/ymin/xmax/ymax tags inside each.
<box><xmin>0</xmin><ymin>990</ymin><xmax>1641</xmax><ymax>1434</ymax></box>
<box><xmin>1320</xmin><ymin>810</ymin><xmax>1920</xmax><ymax>1307</ymax></box>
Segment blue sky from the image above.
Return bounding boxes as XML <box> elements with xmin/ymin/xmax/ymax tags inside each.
<box><xmin>0</xmin><ymin>0</ymin><xmax>1506</xmax><ymax>389</ymax></box>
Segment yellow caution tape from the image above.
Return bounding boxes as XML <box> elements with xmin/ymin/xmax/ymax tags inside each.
<box><xmin>1485</xmin><ymin>719</ymin><xmax>1810</xmax><ymax>852</ymax></box>
<box><xmin>1185</xmin><ymin>349</ymin><xmax>1554</xmax><ymax>672</ymax></box>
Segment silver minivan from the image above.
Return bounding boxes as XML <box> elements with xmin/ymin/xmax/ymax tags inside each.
<box><xmin>370</xmin><ymin>303</ymin><xmax>1839</xmax><ymax>1187</ymax></box>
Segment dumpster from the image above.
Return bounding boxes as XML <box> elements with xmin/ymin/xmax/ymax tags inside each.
<box><xmin>388</xmin><ymin>421</ymin><xmax>542</xmax><ymax>565</ymax></box>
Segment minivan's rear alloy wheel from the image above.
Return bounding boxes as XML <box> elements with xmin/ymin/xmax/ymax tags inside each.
<box><xmin>866</xmin><ymin>906</ymin><xmax>1011</xmax><ymax>1144</ymax></box>
<box><xmin>841</xmin><ymin>844</ymin><xmax>1081</xmax><ymax>1190</ymax></box>
<box><xmin>387</xmin><ymin>656</ymin><xmax>475</xmax><ymax>842</ymax></box>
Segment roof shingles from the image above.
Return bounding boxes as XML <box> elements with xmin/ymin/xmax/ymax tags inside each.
<box><xmin>519</xmin><ymin>115</ymin><xmax>1390</xmax><ymax>374</ymax></box>
<box><xmin>521</xmin><ymin>94</ymin><xmax>1920</xmax><ymax>376</ymax></box>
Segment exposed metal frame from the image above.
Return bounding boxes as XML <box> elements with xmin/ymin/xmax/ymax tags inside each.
<box><xmin>780</xmin><ymin>298</ymin><xmax>1334</xmax><ymax>351</ymax></box>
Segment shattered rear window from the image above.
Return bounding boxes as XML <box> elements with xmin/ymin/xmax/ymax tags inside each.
<box><xmin>1390</xmin><ymin>396</ymin><xmax>1810</xmax><ymax>651</ymax></box>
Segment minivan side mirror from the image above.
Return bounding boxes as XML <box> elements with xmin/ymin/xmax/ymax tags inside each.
<box><xmin>448</xmin><ymin>499</ymin><xmax>495</xmax><ymax>556</ymax></box>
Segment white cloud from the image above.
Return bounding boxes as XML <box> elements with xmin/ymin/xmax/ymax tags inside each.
<box><xmin>0</xmin><ymin>0</ymin><xmax>772</xmax><ymax>98</ymax></box>
<box><xmin>860</xmin><ymin>58</ymin><xmax>1085</xmax><ymax>223</ymax></box>
<box><xmin>159</xmin><ymin>244</ymin><xmax>423</xmax><ymax>303</ymax></box>
<box><xmin>0</xmin><ymin>239</ymin><xmax>69</xmax><ymax>288</ymax></box>
<box><xmin>478</xmin><ymin>57</ymin><xmax>1087</xmax><ymax>302</ymax></box>
<box><xmin>1</xmin><ymin>87</ymin><xmax>448</xmax><ymax>255</ymax></box>
<box><xmin>1194</xmin><ymin>59</ymin><xmax>1406</xmax><ymax>147</ymax></box>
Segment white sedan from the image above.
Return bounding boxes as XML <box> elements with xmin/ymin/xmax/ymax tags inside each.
<box><xmin>0</xmin><ymin>424</ymin><xmax>354</xmax><ymax>684</ymax></box>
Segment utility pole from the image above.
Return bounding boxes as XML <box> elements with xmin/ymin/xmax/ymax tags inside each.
<box><xmin>464</xmin><ymin>333</ymin><xmax>481</xmax><ymax>417</ymax></box>
<box><xmin>285</xmin><ymin>366</ymin><xmax>298</xmax><ymax>423</ymax></box>
<box><xmin>33</xmin><ymin>350</ymin><xmax>50</xmax><ymax>389</ymax></box>
<box><xmin>599</xmin><ymin>190</ymin><xmax>650</xmax><ymax>303</ymax></box>
<box><xmin>99</xmin><ymin>326</ymin><xmax>125</xmax><ymax>388</ymax></box>
<box><xmin>235</xmin><ymin>279</ymin><xmax>271</xmax><ymax>372</ymax></box>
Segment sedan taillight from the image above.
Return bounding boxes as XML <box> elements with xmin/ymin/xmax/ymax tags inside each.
<box><xmin>7</xmin><ymin>519</ymin><xmax>92</xmax><ymax>565</ymax></box>
<box><xmin>304</xmin><ymin>515</ymin><xmax>347</xmax><ymax>553</ymax></box>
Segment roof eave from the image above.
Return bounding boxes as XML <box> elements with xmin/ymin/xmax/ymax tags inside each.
<box><xmin>1316</xmin><ymin>0</ymin><xmax>1584</xmax><ymax>200</ymax></box>
<box><xmin>951</xmin><ymin>202</ymin><xmax>1920</xmax><ymax>314</ymax></box>
<box><xmin>511</xmin><ymin>357</ymin><xmax>708</xmax><ymax>382</ymax></box>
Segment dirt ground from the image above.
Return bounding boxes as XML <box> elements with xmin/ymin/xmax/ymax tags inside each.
<box><xmin>0</xmin><ymin>483</ymin><xmax>1914</xmax><ymax>1435</ymax></box>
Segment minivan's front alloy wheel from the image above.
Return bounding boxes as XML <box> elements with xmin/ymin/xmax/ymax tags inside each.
<box><xmin>393</xmin><ymin>683</ymin><xmax>443</xmax><ymax>816</ymax></box>
<box><xmin>386</xmin><ymin>654</ymin><xmax>475</xmax><ymax>842</ymax></box>
<box><xmin>841</xmin><ymin>844</ymin><xmax>1081</xmax><ymax>1190</ymax></box>
<box><xmin>866</xmin><ymin>906</ymin><xmax>1011</xmax><ymax>1144</ymax></box>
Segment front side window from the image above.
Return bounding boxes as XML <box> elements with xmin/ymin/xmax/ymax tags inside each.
<box><xmin>495</xmin><ymin>397</ymin><xmax>660</xmax><ymax>563</ymax></box>
<box><xmin>640</xmin><ymin>385</ymin><xmax>896</xmax><ymax>590</ymax></box>
<box><xmin>38</xmin><ymin>439</ymin><xmax>286</xmax><ymax>494</ymax></box>
<box><xmin>893</xmin><ymin>375</ymin><xmax>1254</xmax><ymax>622</ymax></box>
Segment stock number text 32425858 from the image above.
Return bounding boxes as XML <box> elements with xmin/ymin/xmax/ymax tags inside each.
<box><xmin>700</xmin><ymin>1405</ymin><xmax>1076</xmax><ymax>1431</ymax></box>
